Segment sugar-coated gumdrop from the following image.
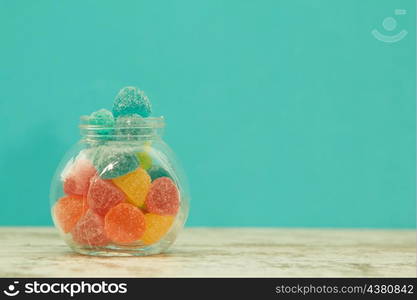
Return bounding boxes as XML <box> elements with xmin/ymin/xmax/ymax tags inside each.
<box><xmin>92</xmin><ymin>146</ymin><xmax>139</xmax><ymax>179</ymax></box>
<box><xmin>63</xmin><ymin>157</ymin><xmax>96</xmax><ymax>197</ymax></box>
<box><xmin>104</xmin><ymin>203</ymin><xmax>146</xmax><ymax>244</ymax></box>
<box><xmin>145</xmin><ymin>177</ymin><xmax>179</xmax><ymax>215</ymax></box>
<box><xmin>148</xmin><ymin>165</ymin><xmax>172</xmax><ymax>181</ymax></box>
<box><xmin>113</xmin><ymin>86</ymin><xmax>152</xmax><ymax>118</ymax></box>
<box><xmin>87</xmin><ymin>176</ymin><xmax>126</xmax><ymax>216</ymax></box>
<box><xmin>54</xmin><ymin>195</ymin><xmax>88</xmax><ymax>233</ymax></box>
<box><xmin>115</xmin><ymin>114</ymin><xmax>152</xmax><ymax>137</ymax></box>
<box><xmin>136</xmin><ymin>152</ymin><xmax>152</xmax><ymax>170</ymax></box>
<box><xmin>71</xmin><ymin>210</ymin><xmax>109</xmax><ymax>246</ymax></box>
<box><xmin>89</xmin><ymin>109</ymin><xmax>115</xmax><ymax>135</ymax></box>
<box><xmin>112</xmin><ymin>168</ymin><xmax>151</xmax><ymax>207</ymax></box>
<box><xmin>141</xmin><ymin>214</ymin><xmax>174</xmax><ymax>245</ymax></box>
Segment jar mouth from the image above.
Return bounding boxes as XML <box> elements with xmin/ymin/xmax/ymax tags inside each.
<box><xmin>79</xmin><ymin>115</ymin><xmax>165</xmax><ymax>129</ymax></box>
<box><xmin>79</xmin><ymin>115</ymin><xmax>165</xmax><ymax>140</ymax></box>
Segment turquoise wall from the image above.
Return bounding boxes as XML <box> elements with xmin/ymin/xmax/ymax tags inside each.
<box><xmin>0</xmin><ymin>0</ymin><xmax>415</xmax><ymax>228</ymax></box>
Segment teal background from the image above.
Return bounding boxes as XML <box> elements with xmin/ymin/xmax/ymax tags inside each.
<box><xmin>0</xmin><ymin>0</ymin><xmax>415</xmax><ymax>228</ymax></box>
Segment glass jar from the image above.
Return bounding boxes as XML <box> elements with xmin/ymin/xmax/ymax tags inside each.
<box><xmin>49</xmin><ymin>116</ymin><xmax>189</xmax><ymax>256</ymax></box>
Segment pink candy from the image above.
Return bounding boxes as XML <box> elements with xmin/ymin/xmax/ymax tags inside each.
<box><xmin>145</xmin><ymin>177</ymin><xmax>179</xmax><ymax>215</ymax></box>
<box><xmin>87</xmin><ymin>176</ymin><xmax>126</xmax><ymax>216</ymax></box>
<box><xmin>63</xmin><ymin>157</ymin><xmax>96</xmax><ymax>197</ymax></box>
<box><xmin>71</xmin><ymin>210</ymin><xmax>109</xmax><ymax>246</ymax></box>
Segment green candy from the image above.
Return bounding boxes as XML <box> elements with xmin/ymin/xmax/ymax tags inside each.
<box><xmin>136</xmin><ymin>152</ymin><xmax>152</xmax><ymax>170</ymax></box>
<box><xmin>89</xmin><ymin>109</ymin><xmax>115</xmax><ymax>136</ymax></box>
<box><xmin>148</xmin><ymin>165</ymin><xmax>172</xmax><ymax>181</ymax></box>
<box><xmin>92</xmin><ymin>146</ymin><xmax>138</xmax><ymax>179</ymax></box>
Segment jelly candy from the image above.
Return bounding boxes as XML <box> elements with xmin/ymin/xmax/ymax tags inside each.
<box><xmin>112</xmin><ymin>168</ymin><xmax>151</xmax><ymax>207</ymax></box>
<box><xmin>113</xmin><ymin>86</ymin><xmax>152</xmax><ymax>118</ymax></box>
<box><xmin>53</xmin><ymin>195</ymin><xmax>88</xmax><ymax>233</ymax></box>
<box><xmin>148</xmin><ymin>165</ymin><xmax>172</xmax><ymax>181</ymax></box>
<box><xmin>71</xmin><ymin>210</ymin><xmax>109</xmax><ymax>246</ymax></box>
<box><xmin>63</xmin><ymin>157</ymin><xmax>96</xmax><ymax>197</ymax></box>
<box><xmin>89</xmin><ymin>109</ymin><xmax>115</xmax><ymax>135</ymax></box>
<box><xmin>145</xmin><ymin>177</ymin><xmax>179</xmax><ymax>215</ymax></box>
<box><xmin>141</xmin><ymin>214</ymin><xmax>174</xmax><ymax>245</ymax></box>
<box><xmin>115</xmin><ymin>114</ymin><xmax>152</xmax><ymax>137</ymax></box>
<box><xmin>87</xmin><ymin>176</ymin><xmax>126</xmax><ymax>216</ymax></box>
<box><xmin>104</xmin><ymin>203</ymin><xmax>146</xmax><ymax>244</ymax></box>
<box><xmin>92</xmin><ymin>146</ymin><xmax>139</xmax><ymax>179</ymax></box>
<box><xmin>136</xmin><ymin>151</ymin><xmax>152</xmax><ymax>170</ymax></box>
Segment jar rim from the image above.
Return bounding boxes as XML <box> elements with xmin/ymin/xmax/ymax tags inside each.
<box><xmin>79</xmin><ymin>115</ymin><xmax>165</xmax><ymax>130</ymax></box>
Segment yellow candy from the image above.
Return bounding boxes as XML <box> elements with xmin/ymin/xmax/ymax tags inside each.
<box><xmin>112</xmin><ymin>168</ymin><xmax>151</xmax><ymax>207</ymax></box>
<box><xmin>141</xmin><ymin>214</ymin><xmax>174</xmax><ymax>245</ymax></box>
<box><xmin>136</xmin><ymin>151</ymin><xmax>152</xmax><ymax>170</ymax></box>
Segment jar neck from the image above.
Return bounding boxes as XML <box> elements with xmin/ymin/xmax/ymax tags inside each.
<box><xmin>79</xmin><ymin>116</ymin><xmax>165</xmax><ymax>143</ymax></box>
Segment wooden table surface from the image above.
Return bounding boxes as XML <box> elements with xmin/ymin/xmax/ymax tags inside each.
<box><xmin>0</xmin><ymin>227</ymin><xmax>415</xmax><ymax>277</ymax></box>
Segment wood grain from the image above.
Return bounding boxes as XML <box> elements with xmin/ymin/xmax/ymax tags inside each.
<box><xmin>0</xmin><ymin>227</ymin><xmax>415</xmax><ymax>277</ymax></box>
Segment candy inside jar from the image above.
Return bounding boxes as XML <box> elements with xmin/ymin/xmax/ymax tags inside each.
<box><xmin>50</xmin><ymin>87</ymin><xmax>189</xmax><ymax>256</ymax></box>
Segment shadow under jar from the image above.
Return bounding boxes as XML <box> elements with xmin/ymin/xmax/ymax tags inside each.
<box><xmin>50</xmin><ymin>116</ymin><xmax>190</xmax><ymax>256</ymax></box>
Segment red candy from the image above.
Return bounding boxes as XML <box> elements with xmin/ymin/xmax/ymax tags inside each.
<box><xmin>145</xmin><ymin>177</ymin><xmax>179</xmax><ymax>215</ymax></box>
<box><xmin>63</xmin><ymin>158</ymin><xmax>96</xmax><ymax>197</ymax></box>
<box><xmin>87</xmin><ymin>176</ymin><xmax>126</xmax><ymax>216</ymax></box>
<box><xmin>71</xmin><ymin>210</ymin><xmax>109</xmax><ymax>246</ymax></box>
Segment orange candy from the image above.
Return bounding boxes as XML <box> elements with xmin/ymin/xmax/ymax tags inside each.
<box><xmin>53</xmin><ymin>195</ymin><xmax>88</xmax><ymax>233</ymax></box>
<box><xmin>141</xmin><ymin>214</ymin><xmax>174</xmax><ymax>245</ymax></box>
<box><xmin>112</xmin><ymin>168</ymin><xmax>151</xmax><ymax>207</ymax></box>
<box><xmin>104</xmin><ymin>203</ymin><xmax>146</xmax><ymax>244</ymax></box>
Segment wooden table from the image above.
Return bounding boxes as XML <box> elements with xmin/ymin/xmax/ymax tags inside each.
<box><xmin>0</xmin><ymin>227</ymin><xmax>415</xmax><ymax>277</ymax></box>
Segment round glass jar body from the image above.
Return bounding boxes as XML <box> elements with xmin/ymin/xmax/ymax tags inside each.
<box><xmin>49</xmin><ymin>117</ymin><xmax>189</xmax><ymax>256</ymax></box>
